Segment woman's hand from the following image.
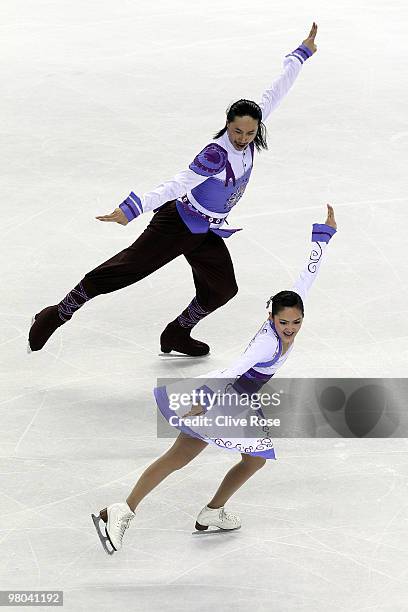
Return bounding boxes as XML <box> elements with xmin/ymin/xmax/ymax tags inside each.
<box><xmin>302</xmin><ymin>22</ymin><xmax>318</xmax><ymax>54</ymax></box>
<box><xmin>182</xmin><ymin>404</ymin><xmax>205</xmax><ymax>419</ymax></box>
<box><xmin>325</xmin><ymin>204</ymin><xmax>337</xmax><ymax>229</ymax></box>
<box><xmin>95</xmin><ymin>207</ymin><xmax>129</xmax><ymax>226</ymax></box>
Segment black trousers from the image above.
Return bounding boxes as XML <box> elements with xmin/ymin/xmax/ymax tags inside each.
<box><xmin>81</xmin><ymin>201</ymin><xmax>238</xmax><ymax>314</ymax></box>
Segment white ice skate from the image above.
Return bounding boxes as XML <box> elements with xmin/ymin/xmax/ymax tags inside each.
<box><xmin>193</xmin><ymin>505</ymin><xmax>241</xmax><ymax>535</ymax></box>
<box><xmin>92</xmin><ymin>502</ymin><xmax>135</xmax><ymax>555</ymax></box>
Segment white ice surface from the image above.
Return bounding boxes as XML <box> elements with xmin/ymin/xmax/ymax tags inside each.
<box><xmin>1</xmin><ymin>0</ymin><xmax>408</xmax><ymax>610</ymax></box>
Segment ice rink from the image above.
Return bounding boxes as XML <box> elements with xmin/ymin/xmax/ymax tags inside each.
<box><xmin>2</xmin><ymin>0</ymin><xmax>408</xmax><ymax>610</ymax></box>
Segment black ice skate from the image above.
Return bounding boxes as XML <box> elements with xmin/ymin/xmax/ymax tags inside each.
<box><xmin>27</xmin><ymin>306</ymin><xmax>66</xmax><ymax>353</ymax></box>
<box><xmin>160</xmin><ymin>321</ymin><xmax>210</xmax><ymax>357</ymax></box>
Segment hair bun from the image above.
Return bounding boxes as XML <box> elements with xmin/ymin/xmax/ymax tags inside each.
<box><xmin>266</xmin><ymin>295</ymin><xmax>274</xmax><ymax>309</ymax></box>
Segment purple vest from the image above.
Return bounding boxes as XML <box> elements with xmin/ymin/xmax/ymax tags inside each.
<box><xmin>176</xmin><ymin>141</ymin><xmax>254</xmax><ymax>238</ymax></box>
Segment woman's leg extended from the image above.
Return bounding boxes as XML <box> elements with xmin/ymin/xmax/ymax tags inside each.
<box><xmin>126</xmin><ymin>433</ymin><xmax>208</xmax><ymax>512</ymax></box>
<box><xmin>94</xmin><ymin>433</ymin><xmax>207</xmax><ymax>553</ymax></box>
<box><xmin>207</xmin><ymin>453</ymin><xmax>267</xmax><ymax>509</ymax></box>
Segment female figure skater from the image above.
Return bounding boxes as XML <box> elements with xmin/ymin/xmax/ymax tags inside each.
<box><xmin>28</xmin><ymin>25</ymin><xmax>318</xmax><ymax>357</ymax></box>
<box><xmin>92</xmin><ymin>204</ymin><xmax>337</xmax><ymax>555</ymax></box>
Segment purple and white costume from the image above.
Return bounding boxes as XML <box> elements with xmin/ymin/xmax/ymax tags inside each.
<box><xmin>154</xmin><ymin>222</ymin><xmax>337</xmax><ymax>459</ymax></box>
<box><xmin>29</xmin><ymin>44</ymin><xmax>315</xmax><ymax>357</ymax></box>
<box><xmin>119</xmin><ymin>44</ymin><xmax>313</xmax><ymax>238</ymax></box>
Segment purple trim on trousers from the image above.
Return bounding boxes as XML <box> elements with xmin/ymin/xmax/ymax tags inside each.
<box><xmin>57</xmin><ymin>281</ymin><xmax>90</xmax><ymax>321</ymax></box>
<box><xmin>178</xmin><ymin>297</ymin><xmax>210</xmax><ymax>328</ymax></box>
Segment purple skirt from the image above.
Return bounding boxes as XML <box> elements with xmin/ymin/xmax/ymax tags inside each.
<box><xmin>153</xmin><ymin>372</ymin><xmax>276</xmax><ymax>460</ymax></box>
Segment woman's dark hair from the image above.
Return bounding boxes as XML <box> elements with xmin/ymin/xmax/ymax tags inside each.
<box><xmin>214</xmin><ymin>99</ymin><xmax>268</xmax><ymax>152</ymax></box>
<box><xmin>267</xmin><ymin>291</ymin><xmax>304</xmax><ymax>317</ymax></box>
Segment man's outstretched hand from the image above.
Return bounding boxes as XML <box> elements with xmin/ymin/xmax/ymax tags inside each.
<box><xmin>96</xmin><ymin>208</ymin><xmax>129</xmax><ymax>225</ymax></box>
<box><xmin>302</xmin><ymin>22</ymin><xmax>318</xmax><ymax>54</ymax></box>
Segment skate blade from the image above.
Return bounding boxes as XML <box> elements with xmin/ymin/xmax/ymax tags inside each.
<box><xmin>27</xmin><ymin>315</ymin><xmax>36</xmax><ymax>354</ymax></box>
<box><xmin>158</xmin><ymin>352</ymin><xmax>210</xmax><ymax>359</ymax></box>
<box><xmin>192</xmin><ymin>525</ymin><xmax>241</xmax><ymax>536</ymax></box>
<box><xmin>91</xmin><ymin>513</ymin><xmax>116</xmax><ymax>555</ymax></box>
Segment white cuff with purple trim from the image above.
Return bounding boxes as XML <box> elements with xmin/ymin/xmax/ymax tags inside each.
<box><xmin>311</xmin><ymin>223</ymin><xmax>337</xmax><ymax>243</ymax></box>
<box><xmin>286</xmin><ymin>43</ymin><xmax>313</xmax><ymax>65</ymax></box>
<box><xmin>119</xmin><ymin>191</ymin><xmax>143</xmax><ymax>222</ymax></box>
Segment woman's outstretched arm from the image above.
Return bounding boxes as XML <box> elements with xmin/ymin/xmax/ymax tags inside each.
<box><xmin>291</xmin><ymin>204</ymin><xmax>337</xmax><ymax>303</ymax></box>
<box><xmin>198</xmin><ymin>322</ymin><xmax>277</xmax><ymax>381</ymax></box>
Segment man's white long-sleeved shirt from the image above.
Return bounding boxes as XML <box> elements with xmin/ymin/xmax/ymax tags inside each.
<box><xmin>119</xmin><ymin>44</ymin><xmax>313</xmax><ymax>230</ymax></box>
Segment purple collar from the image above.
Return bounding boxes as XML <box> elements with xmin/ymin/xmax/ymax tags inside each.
<box><xmin>269</xmin><ymin>319</ymin><xmax>282</xmax><ymax>355</ymax></box>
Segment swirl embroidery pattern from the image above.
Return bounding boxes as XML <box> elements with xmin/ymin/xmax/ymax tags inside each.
<box><xmin>191</xmin><ymin>144</ymin><xmax>228</xmax><ymax>176</ymax></box>
<box><xmin>308</xmin><ymin>242</ymin><xmax>323</xmax><ymax>273</ymax></box>
<box><xmin>213</xmin><ymin>438</ymin><xmax>274</xmax><ymax>453</ymax></box>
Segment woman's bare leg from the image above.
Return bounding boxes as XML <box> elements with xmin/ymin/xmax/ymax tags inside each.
<box><xmin>126</xmin><ymin>433</ymin><xmax>208</xmax><ymax>511</ymax></box>
<box><xmin>207</xmin><ymin>453</ymin><xmax>267</xmax><ymax>509</ymax></box>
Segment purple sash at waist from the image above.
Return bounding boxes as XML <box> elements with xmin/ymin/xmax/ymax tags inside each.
<box><xmin>176</xmin><ymin>199</ymin><xmax>242</xmax><ymax>239</ymax></box>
